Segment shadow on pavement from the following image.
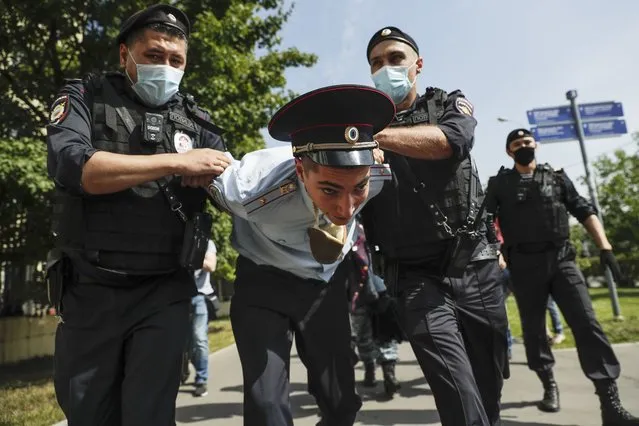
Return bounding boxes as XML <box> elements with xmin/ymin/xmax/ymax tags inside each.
<box><xmin>500</xmin><ymin>400</ymin><xmax>539</xmax><ymax>410</ymax></box>
<box><xmin>175</xmin><ymin>392</ymin><xmax>320</xmax><ymax>423</ymax></box>
<box><xmin>356</xmin><ymin>408</ymin><xmax>440</xmax><ymax>424</ymax></box>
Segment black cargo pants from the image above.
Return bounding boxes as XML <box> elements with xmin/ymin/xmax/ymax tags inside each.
<box><xmin>508</xmin><ymin>242</ymin><xmax>620</xmax><ymax>380</ymax></box>
<box><xmin>392</xmin><ymin>261</ymin><xmax>490</xmax><ymax>426</ymax></box>
<box><xmin>230</xmin><ymin>256</ymin><xmax>361</xmax><ymax>426</ymax></box>
<box><xmin>54</xmin><ymin>279</ymin><xmax>191</xmax><ymax>426</ymax></box>
<box><xmin>450</xmin><ymin>258</ymin><xmax>509</xmax><ymax>425</ymax></box>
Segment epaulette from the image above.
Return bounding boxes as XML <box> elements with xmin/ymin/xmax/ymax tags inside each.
<box><xmin>540</xmin><ymin>163</ymin><xmax>553</xmax><ymax>171</ymax></box>
<box><xmin>497</xmin><ymin>166</ymin><xmax>512</xmax><ymax>175</ymax></box>
<box><xmin>181</xmin><ymin>92</ymin><xmax>226</xmax><ymax>136</ymax></box>
<box><xmin>242</xmin><ymin>176</ymin><xmax>298</xmax><ymax>214</ymax></box>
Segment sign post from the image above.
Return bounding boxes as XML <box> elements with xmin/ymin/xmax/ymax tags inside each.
<box><xmin>565</xmin><ymin>90</ymin><xmax>623</xmax><ymax>320</ymax></box>
<box><xmin>527</xmin><ymin>93</ymin><xmax>627</xmax><ymax>320</ymax></box>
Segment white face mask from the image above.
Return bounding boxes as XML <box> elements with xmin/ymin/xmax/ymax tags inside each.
<box><xmin>126</xmin><ymin>51</ymin><xmax>184</xmax><ymax>107</ymax></box>
<box><xmin>371</xmin><ymin>62</ymin><xmax>417</xmax><ymax>104</ymax></box>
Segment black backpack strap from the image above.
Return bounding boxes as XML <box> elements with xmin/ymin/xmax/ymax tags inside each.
<box><xmin>100</xmin><ymin>76</ymin><xmax>136</xmax><ymax>135</ymax></box>
<box><xmin>182</xmin><ymin>93</ymin><xmax>226</xmax><ymax>136</ymax></box>
<box><xmin>425</xmin><ymin>87</ymin><xmax>439</xmax><ymax>125</ymax></box>
<box><xmin>424</xmin><ymin>87</ymin><xmax>448</xmax><ymax>126</ymax></box>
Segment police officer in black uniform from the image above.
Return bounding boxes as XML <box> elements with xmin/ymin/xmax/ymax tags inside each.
<box><xmin>46</xmin><ymin>4</ymin><xmax>229</xmax><ymax>425</ymax></box>
<box><xmin>486</xmin><ymin>128</ymin><xmax>638</xmax><ymax>426</ymax></box>
<box><xmin>361</xmin><ymin>27</ymin><xmax>508</xmax><ymax>425</ymax></box>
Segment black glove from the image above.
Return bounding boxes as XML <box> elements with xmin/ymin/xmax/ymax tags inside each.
<box><xmin>370</xmin><ymin>291</ymin><xmax>405</xmax><ymax>343</ymax></box>
<box><xmin>600</xmin><ymin>249</ymin><xmax>625</xmax><ymax>284</ymax></box>
<box><xmin>369</xmin><ymin>290</ymin><xmax>391</xmax><ymax>314</ymax></box>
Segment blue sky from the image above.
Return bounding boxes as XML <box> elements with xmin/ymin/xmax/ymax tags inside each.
<box><xmin>265</xmin><ymin>0</ymin><xmax>639</xmax><ymax>192</ymax></box>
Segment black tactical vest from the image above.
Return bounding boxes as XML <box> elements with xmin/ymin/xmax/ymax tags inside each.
<box><xmin>495</xmin><ymin>164</ymin><xmax>570</xmax><ymax>246</ymax></box>
<box><xmin>361</xmin><ymin>88</ymin><xmax>480</xmax><ymax>261</ymax></box>
<box><xmin>53</xmin><ymin>73</ymin><xmax>211</xmax><ymax>274</ymax></box>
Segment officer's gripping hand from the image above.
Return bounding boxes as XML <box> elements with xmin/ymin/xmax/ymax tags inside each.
<box><xmin>178</xmin><ymin>149</ymin><xmax>230</xmax><ymax>188</ymax></box>
<box><xmin>600</xmin><ymin>249</ymin><xmax>626</xmax><ymax>285</ymax></box>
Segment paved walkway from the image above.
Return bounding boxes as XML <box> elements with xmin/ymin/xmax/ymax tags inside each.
<box><xmin>174</xmin><ymin>342</ymin><xmax>639</xmax><ymax>426</ymax></box>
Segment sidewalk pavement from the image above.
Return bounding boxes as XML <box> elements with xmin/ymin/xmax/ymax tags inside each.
<box><xmin>174</xmin><ymin>341</ymin><xmax>639</xmax><ymax>426</ymax></box>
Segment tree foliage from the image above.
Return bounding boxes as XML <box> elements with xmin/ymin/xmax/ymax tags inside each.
<box><xmin>571</xmin><ymin>134</ymin><xmax>639</xmax><ymax>284</ymax></box>
<box><xmin>0</xmin><ymin>138</ymin><xmax>54</xmax><ymax>263</ymax></box>
<box><xmin>592</xmin><ymin>135</ymin><xmax>639</xmax><ymax>254</ymax></box>
<box><xmin>0</xmin><ymin>0</ymin><xmax>316</xmax><ymax>280</ymax></box>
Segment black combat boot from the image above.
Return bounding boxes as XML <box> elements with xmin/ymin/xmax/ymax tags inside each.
<box><xmin>595</xmin><ymin>379</ymin><xmax>639</xmax><ymax>426</ymax></box>
<box><xmin>381</xmin><ymin>361</ymin><xmax>401</xmax><ymax>397</ymax></box>
<box><xmin>362</xmin><ymin>362</ymin><xmax>376</xmax><ymax>387</ymax></box>
<box><xmin>536</xmin><ymin>369</ymin><xmax>560</xmax><ymax>412</ymax></box>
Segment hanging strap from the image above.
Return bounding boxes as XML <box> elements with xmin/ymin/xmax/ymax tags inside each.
<box><xmin>393</xmin><ymin>154</ymin><xmax>486</xmax><ymax>237</ymax></box>
<box><xmin>391</xmin><ymin>155</ymin><xmax>455</xmax><ymax>237</ymax></box>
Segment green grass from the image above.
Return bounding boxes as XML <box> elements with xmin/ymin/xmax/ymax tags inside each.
<box><xmin>506</xmin><ymin>288</ymin><xmax>639</xmax><ymax>349</ymax></box>
<box><xmin>0</xmin><ymin>317</ymin><xmax>235</xmax><ymax>426</ymax></box>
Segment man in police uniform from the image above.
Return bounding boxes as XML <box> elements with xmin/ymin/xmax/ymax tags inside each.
<box><xmin>46</xmin><ymin>4</ymin><xmax>228</xmax><ymax>425</ymax></box>
<box><xmin>360</xmin><ymin>27</ymin><xmax>509</xmax><ymax>425</ymax></box>
<box><xmin>207</xmin><ymin>84</ymin><xmax>395</xmax><ymax>426</ymax></box>
<box><xmin>486</xmin><ymin>129</ymin><xmax>638</xmax><ymax>426</ymax></box>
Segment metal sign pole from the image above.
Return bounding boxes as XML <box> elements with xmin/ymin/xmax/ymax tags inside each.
<box><xmin>565</xmin><ymin>90</ymin><xmax>623</xmax><ymax>320</ymax></box>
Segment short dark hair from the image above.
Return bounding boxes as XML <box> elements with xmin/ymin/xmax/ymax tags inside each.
<box><xmin>125</xmin><ymin>23</ymin><xmax>188</xmax><ymax>49</ymax></box>
<box><xmin>300</xmin><ymin>156</ymin><xmax>319</xmax><ymax>173</ymax></box>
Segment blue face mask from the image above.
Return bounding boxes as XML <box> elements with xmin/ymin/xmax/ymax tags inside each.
<box><xmin>371</xmin><ymin>63</ymin><xmax>417</xmax><ymax>105</ymax></box>
<box><xmin>127</xmin><ymin>51</ymin><xmax>184</xmax><ymax>107</ymax></box>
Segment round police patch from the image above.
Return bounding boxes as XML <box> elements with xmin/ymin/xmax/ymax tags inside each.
<box><xmin>173</xmin><ymin>131</ymin><xmax>193</xmax><ymax>153</ymax></box>
<box><xmin>455</xmin><ymin>97</ymin><xmax>474</xmax><ymax>116</ymax></box>
<box><xmin>49</xmin><ymin>95</ymin><xmax>69</xmax><ymax>125</ymax></box>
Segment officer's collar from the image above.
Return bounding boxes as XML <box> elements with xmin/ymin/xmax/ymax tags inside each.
<box><xmin>297</xmin><ymin>173</ymin><xmax>316</xmax><ymax>216</ymax></box>
<box><xmin>393</xmin><ymin>96</ymin><xmax>420</xmax><ymax>122</ymax></box>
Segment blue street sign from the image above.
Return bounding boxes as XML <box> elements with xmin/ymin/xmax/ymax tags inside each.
<box><xmin>583</xmin><ymin>119</ymin><xmax>627</xmax><ymax>138</ymax></box>
<box><xmin>579</xmin><ymin>102</ymin><xmax>624</xmax><ymax>120</ymax></box>
<box><xmin>527</xmin><ymin>106</ymin><xmax>573</xmax><ymax>125</ymax></box>
<box><xmin>531</xmin><ymin>119</ymin><xmax>627</xmax><ymax>143</ymax></box>
<box><xmin>531</xmin><ymin>124</ymin><xmax>577</xmax><ymax>143</ymax></box>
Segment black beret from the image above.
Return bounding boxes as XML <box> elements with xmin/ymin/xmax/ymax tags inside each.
<box><xmin>117</xmin><ymin>4</ymin><xmax>190</xmax><ymax>45</ymax></box>
<box><xmin>366</xmin><ymin>26</ymin><xmax>419</xmax><ymax>62</ymax></box>
<box><xmin>506</xmin><ymin>128</ymin><xmax>534</xmax><ymax>149</ymax></box>
<box><xmin>268</xmin><ymin>85</ymin><xmax>395</xmax><ymax>167</ymax></box>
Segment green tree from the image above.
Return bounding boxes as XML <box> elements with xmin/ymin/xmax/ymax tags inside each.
<box><xmin>0</xmin><ymin>0</ymin><xmax>316</xmax><ymax>280</ymax></box>
<box><xmin>0</xmin><ymin>139</ymin><xmax>54</xmax><ymax>263</ymax></box>
<box><xmin>592</xmin><ymin>135</ymin><xmax>639</xmax><ymax>254</ymax></box>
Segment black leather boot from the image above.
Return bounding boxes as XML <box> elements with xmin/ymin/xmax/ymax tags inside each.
<box><xmin>362</xmin><ymin>362</ymin><xmax>376</xmax><ymax>387</ymax></box>
<box><xmin>381</xmin><ymin>361</ymin><xmax>401</xmax><ymax>397</ymax></box>
<box><xmin>536</xmin><ymin>369</ymin><xmax>560</xmax><ymax>412</ymax></box>
<box><xmin>595</xmin><ymin>380</ymin><xmax>639</xmax><ymax>426</ymax></box>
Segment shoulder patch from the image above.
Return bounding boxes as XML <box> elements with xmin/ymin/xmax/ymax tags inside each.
<box><xmin>49</xmin><ymin>95</ymin><xmax>70</xmax><ymax>125</ymax></box>
<box><xmin>243</xmin><ymin>179</ymin><xmax>298</xmax><ymax>214</ymax></box>
<box><xmin>455</xmin><ymin>97</ymin><xmax>474</xmax><ymax>116</ymax></box>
